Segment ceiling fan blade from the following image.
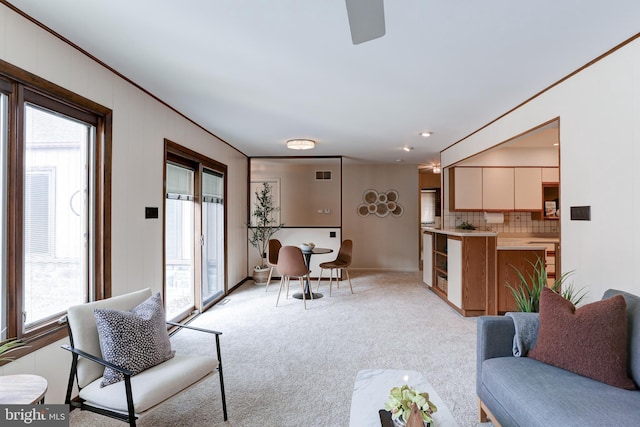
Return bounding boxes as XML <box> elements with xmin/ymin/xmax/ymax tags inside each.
<box><xmin>345</xmin><ymin>0</ymin><xmax>386</xmax><ymax>45</ymax></box>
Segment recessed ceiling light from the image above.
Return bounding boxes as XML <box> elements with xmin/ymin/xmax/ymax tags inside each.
<box><xmin>286</xmin><ymin>139</ymin><xmax>316</xmax><ymax>150</ymax></box>
<box><xmin>402</xmin><ymin>146</ymin><xmax>413</xmax><ymax>152</ymax></box>
<box><xmin>395</xmin><ymin>159</ymin><xmax>404</xmax><ymax>162</ymax></box>
<box><xmin>553</xmin><ymin>143</ymin><xmax>559</xmax><ymax>146</ymax></box>
<box><xmin>419</xmin><ymin>132</ymin><xmax>433</xmax><ymax>138</ymax></box>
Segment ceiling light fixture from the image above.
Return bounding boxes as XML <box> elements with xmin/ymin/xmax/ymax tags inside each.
<box><xmin>403</xmin><ymin>146</ymin><xmax>413</xmax><ymax>152</ymax></box>
<box><xmin>286</xmin><ymin>139</ymin><xmax>316</xmax><ymax>150</ymax></box>
<box><xmin>432</xmin><ymin>164</ymin><xmax>441</xmax><ymax>174</ymax></box>
<box><xmin>419</xmin><ymin>132</ymin><xmax>433</xmax><ymax>138</ymax></box>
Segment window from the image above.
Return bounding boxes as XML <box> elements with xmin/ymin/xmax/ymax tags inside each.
<box><xmin>0</xmin><ymin>64</ymin><xmax>111</xmax><ymax>351</ymax></box>
<box><xmin>23</xmin><ymin>104</ymin><xmax>91</xmax><ymax>327</ymax></box>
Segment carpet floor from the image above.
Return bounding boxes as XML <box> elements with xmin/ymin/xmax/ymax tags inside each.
<box><xmin>70</xmin><ymin>270</ymin><xmax>494</xmax><ymax>427</ymax></box>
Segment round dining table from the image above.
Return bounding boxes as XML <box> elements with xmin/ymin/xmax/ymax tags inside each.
<box><xmin>292</xmin><ymin>247</ymin><xmax>333</xmax><ymax>300</ymax></box>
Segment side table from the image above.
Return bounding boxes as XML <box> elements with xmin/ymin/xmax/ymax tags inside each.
<box><xmin>0</xmin><ymin>374</ymin><xmax>48</xmax><ymax>404</ymax></box>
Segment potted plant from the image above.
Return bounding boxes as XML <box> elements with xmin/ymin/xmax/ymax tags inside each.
<box><xmin>384</xmin><ymin>384</ymin><xmax>438</xmax><ymax>426</ymax></box>
<box><xmin>506</xmin><ymin>257</ymin><xmax>587</xmax><ymax>312</ymax></box>
<box><xmin>0</xmin><ymin>331</ymin><xmax>26</xmax><ymax>364</ymax></box>
<box><xmin>248</xmin><ymin>182</ymin><xmax>283</xmax><ymax>284</ymax></box>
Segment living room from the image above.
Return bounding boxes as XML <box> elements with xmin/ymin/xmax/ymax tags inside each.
<box><xmin>1</xmin><ymin>2</ymin><xmax>640</xmax><ymax>426</ymax></box>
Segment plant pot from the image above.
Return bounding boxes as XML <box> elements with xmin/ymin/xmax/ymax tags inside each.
<box><xmin>392</xmin><ymin>417</ymin><xmax>430</xmax><ymax>427</ymax></box>
<box><xmin>252</xmin><ymin>267</ymin><xmax>270</xmax><ymax>285</ymax></box>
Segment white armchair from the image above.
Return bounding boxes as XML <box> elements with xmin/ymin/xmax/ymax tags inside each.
<box><xmin>62</xmin><ymin>288</ymin><xmax>227</xmax><ymax>426</ymax></box>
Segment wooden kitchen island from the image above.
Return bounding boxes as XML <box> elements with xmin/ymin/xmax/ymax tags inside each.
<box><xmin>423</xmin><ymin>228</ymin><xmax>497</xmax><ymax>316</ymax></box>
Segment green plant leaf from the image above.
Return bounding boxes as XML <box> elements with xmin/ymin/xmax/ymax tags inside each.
<box><xmin>506</xmin><ymin>257</ymin><xmax>587</xmax><ymax>312</ymax></box>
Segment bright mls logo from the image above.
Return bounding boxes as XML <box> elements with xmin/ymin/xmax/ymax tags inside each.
<box><xmin>1</xmin><ymin>405</ymin><xmax>68</xmax><ymax>426</ymax></box>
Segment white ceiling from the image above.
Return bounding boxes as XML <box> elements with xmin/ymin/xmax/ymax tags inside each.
<box><xmin>7</xmin><ymin>1</ymin><xmax>640</xmax><ymax>166</ymax></box>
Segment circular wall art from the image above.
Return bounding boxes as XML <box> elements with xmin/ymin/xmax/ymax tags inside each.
<box><xmin>357</xmin><ymin>188</ymin><xmax>404</xmax><ymax>218</ymax></box>
<box><xmin>363</xmin><ymin>189</ymin><xmax>378</xmax><ymax>204</ymax></box>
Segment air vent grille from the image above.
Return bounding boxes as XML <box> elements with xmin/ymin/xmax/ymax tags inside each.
<box><xmin>315</xmin><ymin>170</ymin><xmax>332</xmax><ymax>180</ymax></box>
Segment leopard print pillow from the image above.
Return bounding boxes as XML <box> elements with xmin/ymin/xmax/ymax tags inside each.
<box><xmin>94</xmin><ymin>292</ymin><xmax>175</xmax><ymax>387</ymax></box>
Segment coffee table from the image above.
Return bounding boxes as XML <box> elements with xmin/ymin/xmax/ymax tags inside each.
<box><xmin>349</xmin><ymin>369</ymin><xmax>458</xmax><ymax>427</ymax></box>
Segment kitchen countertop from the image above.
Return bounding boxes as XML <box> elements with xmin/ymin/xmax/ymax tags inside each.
<box><xmin>422</xmin><ymin>228</ymin><xmax>558</xmax><ymax>249</ymax></box>
<box><xmin>497</xmin><ymin>236</ymin><xmax>558</xmax><ymax>251</ymax></box>
<box><xmin>497</xmin><ymin>245</ymin><xmax>547</xmax><ymax>250</ymax></box>
<box><xmin>422</xmin><ymin>227</ymin><xmax>498</xmax><ymax>237</ymax></box>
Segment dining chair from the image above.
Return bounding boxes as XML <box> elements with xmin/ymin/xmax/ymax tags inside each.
<box><xmin>276</xmin><ymin>246</ymin><xmax>312</xmax><ymax>309</ymax></box>
<box><xmin>316</xmin><ymin>239</ymin><xmax>353</xmax><ymax>296</ymax></box>
<box><xmin>265</xmin><ymin>239</ymin><xmax>282</xmax><ymax>292</ymax></box>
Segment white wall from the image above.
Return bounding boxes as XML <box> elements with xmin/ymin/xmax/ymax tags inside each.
<box><xmin>0</xmin><ymin>4</ymin><xmax>248</xmax><ymax>402</ymax></box>
<box><xmin>441</xmin><ymin>36</ymin><xmax>640</xmax><ymax>302</ymax></box>
<box><xmin>342</xmin><ymin>161</ymin><xmax>419</xmax><ymax>271</ymax></box>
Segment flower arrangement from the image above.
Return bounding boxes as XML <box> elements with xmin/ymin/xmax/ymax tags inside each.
<box><xmin>384</xmin><ymin>384</ymin><xmax>438</xmax><ymax>425</ymax></box>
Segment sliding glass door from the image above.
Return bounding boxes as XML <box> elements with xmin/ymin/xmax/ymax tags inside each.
<box><xmin>165</xmin><ymin>163</ymin><xmax>195</xmax><ymax>320</ymax></box>
<box><xmin>164</xmin><ymin>142</ymin><xmax>227</xmax><ymax>321</ymax></box>
<box><xmin>201</xmin><ymin>170</ymin><xmax>224</xmax><ymax>305</ymax></box>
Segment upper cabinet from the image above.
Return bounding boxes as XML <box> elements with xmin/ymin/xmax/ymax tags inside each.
<box><xmin>449</xmin><ymin>167</ymin><xmax>482</xmax><ymax>210</ymax></box>
<box><xmin>482</xmin><ymin>168</ymin><xmax>514</xmax><ymax>211</ymax></box>
<box><xmin>514</xmin><ymin>168</ymin><xmax>542</xmax><ymax>210</ymax></box>
<box><xmin>542</xmin><ymin>167</ymin><xmax>559</xmax><ymax>183</ymax></box>
<box><xmin>450</xmin><ymin>167</ymin><xmax>558</xmax><ymax>212</ymax></box>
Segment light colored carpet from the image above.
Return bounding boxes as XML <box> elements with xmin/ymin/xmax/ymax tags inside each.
<box><xmin>70</xmin><ymin>271</ymin><xmax>494</xmax><ymax>427</ymax></box>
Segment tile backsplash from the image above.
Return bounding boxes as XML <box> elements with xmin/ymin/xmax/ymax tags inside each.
<box><xmin>443</xmin><ymin>211</ymin><xmax>559</xmax><ymax>234</ymax></box>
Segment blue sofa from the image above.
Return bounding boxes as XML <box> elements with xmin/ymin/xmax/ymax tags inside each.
<box><xmin>476</xmin><ymin>289</ymin><xmax>640</xmax><ymax>426</ymax></box>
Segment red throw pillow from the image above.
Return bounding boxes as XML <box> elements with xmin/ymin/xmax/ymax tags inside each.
<box><xmin>529</xmin><ymin>287</ymin><xmax>635</xmax><ymax>390</ymax></box>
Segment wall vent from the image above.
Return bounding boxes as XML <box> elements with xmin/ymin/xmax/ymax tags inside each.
<box><xmin>315</xmin><ymin>170</ymin><xmax>332</xmax><ymax>180</ymax></box>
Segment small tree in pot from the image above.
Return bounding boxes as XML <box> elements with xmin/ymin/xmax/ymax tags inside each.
<box><xmin>249</xmin><ymin>182</ymin><xmax>283</xmax><ymax>282</ymax></box>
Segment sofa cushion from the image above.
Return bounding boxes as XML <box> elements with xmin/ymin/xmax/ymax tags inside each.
<box><xmin>529</xmin><ymin>287</ymin><xmax>635</xmax><ymax>389</ymax></box>
<box><xmin>94</xmin><ymin>292</ymin><xmax>175</xmax><ymax>387</ymax></box>
<box><xmin>604</xmin><ymin>289</ymin><xmax>640</xmax><ymax>387</ymax></box>
<box><xmin>480</xmin><ymin>356</ymin><xmax>640</xmax><ymax>427</ymax></box>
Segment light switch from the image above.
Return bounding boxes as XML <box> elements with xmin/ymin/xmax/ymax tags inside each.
<box><xmin>570</xmin><ymin>206</ymin><xmax>590</xmax><ymax>221</ymax></box>
<box><xmin>145</xmin><ymin>207</ymin><xmax>159</xmax><ymax>219</ymax></box>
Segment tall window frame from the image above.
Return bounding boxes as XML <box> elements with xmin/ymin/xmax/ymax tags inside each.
<box><xmin>0</xmin><ymin>59</ymin><xmax>111</xmax><ymax>355</ymax></box>
<box><xmin>164</xmin><ymin>140</ymin><xmax>227</xmax><ymax>321</ymax></box>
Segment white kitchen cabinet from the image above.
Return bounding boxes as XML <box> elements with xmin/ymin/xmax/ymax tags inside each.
<box><xmin>542</xmin><ymin>167</ymin><xmax>559</xmax><ymax>183</ymax></box>
<box><xmin>422</xmin><ymin>231</ymin><xmax>433</xmax><ymax>286</ymax></box>
<box><xmin>446</xmin><ymin>237</ymin><xmax>463</xmax><ymax>309</ymax></box>
<box><xmin>450</xmin><ymin>167</ymin><xmax>483</xmax><ymax>210</ymax></box>
<box><xmin>482</xmin><ymin>168</ymin><xmax>514</xmax><ymax>210</ymax></box>
<box><xmin>514</xmin><ymin>168</ymin><xmax>542</xmax><ymax>210</ymax></box>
